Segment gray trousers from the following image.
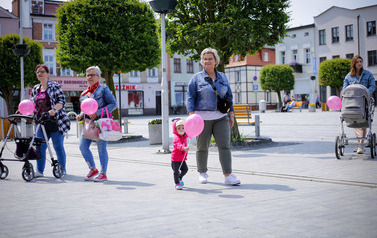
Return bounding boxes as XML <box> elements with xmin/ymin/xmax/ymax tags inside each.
<box><xmin>196</xmin><ymin>116</ymin><xmax>232</xmax><ymax>175</ymax></box>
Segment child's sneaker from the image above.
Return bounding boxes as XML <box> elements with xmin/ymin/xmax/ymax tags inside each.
<box><xmin>179</xmin><ymin>180</ymin><xmax>184</xmax><ymax>186</ymax></box>
<box><xmin>175</xmin><ymin>184</ymin><xmax>183</xmax><ymax>190</ymax></box>
<box><xmin>85</xmin><ymin>168</ymin><xmax>99</xmax><ymax>181</ymax></box>
<box><xmin>94</xmin><ymin>173</ymin><xmax>108</xmax><ymax>182</ymax></box>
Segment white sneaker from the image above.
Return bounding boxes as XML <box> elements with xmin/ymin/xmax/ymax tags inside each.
<box><xmin>224</xmin><ymin>174</ymin><xmax>240</xmax><ymax>185</ymax></box>
<box><xmin>34</xmin><ymin>171</ymin><xmax>44</xmax><ymax>178</ymax></box>
<box><xmin>199</xmin><ymin>172</ymin><xmax>208</xmax><ymax>184</ymax></box>
<box><xmin>356</xmin><ymin>147</ymin><xmax>364</xmax><ymax>154</ymax></box>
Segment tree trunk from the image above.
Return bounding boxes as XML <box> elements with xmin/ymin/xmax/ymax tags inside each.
<box><xmin>103</xmin><ymin>70</ymin><xmax>119</xmax><ymax>120</ymax></box>
<box><xmin>276</xmin><ymin>91</ymin><xmax>282</xmax><ymax>109</ymax></box>
<box><xmin>2</xmin><ymin>90</ymin><xmax>15</xmax><ymax>115</ymax></box>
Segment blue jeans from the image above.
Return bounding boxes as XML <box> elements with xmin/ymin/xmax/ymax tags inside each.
<box><xmin>36</xmin><ymin>126</ymin><xmax>66</xmax><ymax>174</ymax></box>
<box><xmin>79</xmin><ymin>137</ymin><xmax>108</xmax><ymax>173</ymax></box>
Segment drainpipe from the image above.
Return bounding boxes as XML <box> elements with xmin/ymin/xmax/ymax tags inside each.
<box><xmin>357</xmin><ymin>15</ymin><xmax>360</xmax><ymax>55</ymax></box>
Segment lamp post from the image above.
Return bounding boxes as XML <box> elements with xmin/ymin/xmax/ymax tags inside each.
<box><xmin>149</xmin><ymin>0</ymin><xmax>177</xmax><ymax>153</ymax></box>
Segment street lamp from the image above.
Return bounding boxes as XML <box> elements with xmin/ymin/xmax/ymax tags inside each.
<box><xmin>149</xmin><ymin>0</ymin><xmax>178</xmax><ymax>153</ymax></box>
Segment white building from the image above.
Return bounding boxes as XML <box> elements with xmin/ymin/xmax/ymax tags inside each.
<box><xmin>275</xmin><ymin>24</ymin><xmax>316</xmax><ymax>104</ymax></box>
<box><xmin>314</xmin><ymin>5</ymin><xmax>377</xmax><ymax>101</ymax></box>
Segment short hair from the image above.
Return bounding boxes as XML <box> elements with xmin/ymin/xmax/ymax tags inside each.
<box><xmin>35</xmin><ymin>64</ymin><xmax>49</xmax><ymax>73</ymax></box>
<box><xmin>200</xmin><ymin>48</ymin><xmax>220</xmax><ymax>67</ymax></box>
<box><xmin>86</xmin><ymin>66</ymin><xmax>101</xmax><ymax>76</ymax></box>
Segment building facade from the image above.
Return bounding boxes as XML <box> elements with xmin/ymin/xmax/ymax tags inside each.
<box><xmin>314</xmin><ymin>5</ymin><xmax>377</xmax><ymax>101</ymax></box>
<box><xmin>275</xmin><ymin>24</ymin><xmax>317</xmax><ymax>104</ymax></box>
<box><xmin>225</xmin><ymin>48</ymin><xmax>277</xmax><ymax>108</ymax></box>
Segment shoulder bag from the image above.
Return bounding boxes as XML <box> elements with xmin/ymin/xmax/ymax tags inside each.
<box><xmin>205</xmin><ymin>77</ymin><xmax>233</xmax><ymax>113</ymax></box>
<box><xmin>97</xmin><ymin>107</ymin><xmax>122</xmax><ymax>141</ymax></box>
<box><xmin>82</xmin><ymin>118</ymin><xmax>100</xmax><ymax>141</ymax></box>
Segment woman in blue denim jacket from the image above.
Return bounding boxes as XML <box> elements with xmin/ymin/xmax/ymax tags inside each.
<box><xmin>187</xmin><ymin>48</ymin><xmax>240</xmax><ymax>186</ymax></box>
<box><xmin>76</xmin><ymin>66</ymin><xmax>117</xmax><ymax>182</ymax></box>
<box><xmin>343</xmin><ymin>55</ymin><xmax>376</xmax><ymax>154</ymax></box>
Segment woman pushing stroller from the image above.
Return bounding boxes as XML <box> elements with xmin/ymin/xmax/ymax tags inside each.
<box><xmin>343</xmin><ymin>55</ymin><xmax>375</xmax><ymax>154</ymax></box>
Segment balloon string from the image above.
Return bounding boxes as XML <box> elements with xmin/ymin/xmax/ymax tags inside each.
<box><xmin>178</xmin><ymin>137</ymin><xmax>191</xmax><ymax>171</ymax></box>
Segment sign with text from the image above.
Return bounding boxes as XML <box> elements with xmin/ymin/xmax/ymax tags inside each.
<box><xmin>115</xmin><ymin>84</ymin><xmax>143</xmax><ymax>91</ymax></box>
<box><xmin>49</xmin><ymin>76</ymin><xmax>88</xmax><ymax>91</ymax></box>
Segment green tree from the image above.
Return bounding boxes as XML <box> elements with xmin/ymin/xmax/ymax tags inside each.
<box><xmin>260</xmin><ymin>64</ymin><xmax>294</xmax><ymax>107</ymax></box>
<box><xmin>166</xmin><ymin>0</ymin><xmax>290</xmax><ymax>72</ymax></box>
<box><xmin>0</xmin><ymin>34</ymin><xmax>43</xmax><ymax>114</ymax></box>
<box><xmin>319</xmin><ymin>58</ymin><xmax>351</xmax><ymax>96</ymax></box>
<box><xmin>56</xmin><ymin>0</ymin><xmax>160</xmax><ymax>119</ymax></box>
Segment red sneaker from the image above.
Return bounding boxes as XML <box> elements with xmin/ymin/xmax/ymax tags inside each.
<box><xmin>94</xmin><ymin>173</ymin><xmax>108</xmax><ymax>182</ymax></box>
<box><xmin>85</xmin><ymin>168</ymin><xmax>99</xmax><ymax>181</ymax></box>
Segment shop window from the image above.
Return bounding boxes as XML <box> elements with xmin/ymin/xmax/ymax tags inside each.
<box><xmin>128</xmin><ymin>91</ymin><xmax>144</xmax><ymax>115</ymax></box>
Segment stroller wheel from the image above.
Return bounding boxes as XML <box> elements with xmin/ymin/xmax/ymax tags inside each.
<box><xmin>0</xmin><ymin>165</ymin><xmax>9</xmax><ymax>179</ymax></box>
<box><xmin>22</xmin><ymin>163</ymin><xmax>34</xmax><ymax>182</ymax></box>
<box><xmin>53</xmin><ymin>163</ymin><xmax>64</xmax><ymax>178</ymax></box>
<box><xmin>371</xmin><ymin>134</ymin><xmax>376</xmax><ymax>159</ymax></box>
<box><xmin>335</xmin><ymin>136</ymin><xmax>344</xmax><ymax>159</ymax></box>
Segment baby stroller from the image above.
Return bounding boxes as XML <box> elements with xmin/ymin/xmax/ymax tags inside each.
<box><xmin>335</xmin><ymin>84</ymin><xmax>376</xmax><ymax>159</ymax></box>
<box><xmin>0</xmin><ymin>113</ymin><xmax>64</xmax><ymax>181</ymax></box>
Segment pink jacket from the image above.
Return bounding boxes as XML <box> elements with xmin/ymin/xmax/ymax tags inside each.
<box><xmin>171</xmin><ymin>119</ymin><xmax>189</xmax><ymax>162</ymax></box>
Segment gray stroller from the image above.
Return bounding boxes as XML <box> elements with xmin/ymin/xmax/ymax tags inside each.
<box><xmin>335</xmin><ymin>84</ymin><xmax>376</xmax><ymax>159</ymax></box>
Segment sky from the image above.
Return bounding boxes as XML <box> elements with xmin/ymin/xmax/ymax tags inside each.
<box><xmin>0</xmin><ymin>0</ymin><xmax>376</xmax><ymax>28</ymax></box>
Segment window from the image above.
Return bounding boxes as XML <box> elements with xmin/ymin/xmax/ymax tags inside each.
<box><xmin>292</xmin><ymin>34</ymin><xmax>296</xmax><ymax>38</ymax></box>
<box><xmin>44</xmin><ymin>55</ymin><xmax>54</xmax><ymax>75</ymax></box>
<box><xmin>281</xmin><ymin>51</ymin><xmax>286</xmax><ymax>64</ymax></box>
<box><xmin>345</xmin><ymin>24</ymin><xmax>353</xmax><ymax>41</ymax></box>
<box><xmin>43</xmin><ymin>24</ymin><xmax>53</xmax><ymax>40</ymax></box>
<box><xmin>367</xmin><ymin>21</ymin><xmax>376</xmax><ymax>36</ymax></box>
<box><xmin>263</xmin><ymin>52</ymin><xmax>269</xmax><ymax>62</ymax></box>
<box><xmin>304</xmin><ymin>32</ymin><xmax>309</xmax><ymax>36</ymax></box>
<box><xmin>368</xmin><ymin>50</ymin><xmax>377</xmax><ymax>66</ymax></box>
<box><xmin>187</xmin><ymin>60</ymin><xmax>194</xmax><ymax>73</ymax></box>
<box><xmin>33</xmin><ymin>4</ymin><xmax>40</xmax><ymax>14</ymax></box>
<box><xmin>292</xmin><ymin>49</ymin><xmax>298</xmax><ymax>62</ymax></box>
<box><xmin>175</xmin><ymin>85</ymin><xmax>188</xmax><ymax>107</ymax></box>
<box><xmin>346</xmin><ymin>53</ymin><xmax>354</xmax><ymax>59</ymax></box>
<box><xmin>235</xmin><ymin>92</ymin><xmax>241</xmax><ymax>104</ymax></box>
<box><xmin>235</xmin><ymin>71</ymin><xmax>241</xmax><ymax>82</ymax></box>
<box><xmin>305</xmin><ymin>48</ymin><xmax>310</xmax><ymax>64</ymax></box>
<box><xmin>130</xmin><ymin>70</ymin><xmax>139</xmax><ymax>77</ymax></box>
<box><xmin>331</xmin><ymin>27</ymin><xmax>339</xmax><ymax>43</ymax></box>
<box><xmin>148</xmin><ymin>67</ymin><xmax>157</xmax><ymax>77</ymax></box>
<box><xmin>61</xmin><ymin>68</ymin><xmax>72</xmax><ymax>76</ymax></box>
<box><xmin>332</xmin><ymin>55</ymin><xmax>340</xmax><ymax>59</ymax></box>
<box><xmin>174</xmin><ymin>58</ymin><xmax>181</xmax><ymax>73</ymax></box>
<box><xmin>319</xmin><ymin>30</ymin><xmax>326</xmax><ymax>45</ymax></box>
<box><xmin>234</xmin><ymin>55</ymin><xmax>239</xmax><ymax>62</ymax></box>
<box><xmin>319</xmin><ymin>57</ymin><xmax>326</xmax><ymax>63</ymax></box>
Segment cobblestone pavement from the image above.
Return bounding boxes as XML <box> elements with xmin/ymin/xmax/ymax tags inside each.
<box><xmin>1</xmin><ymin>110</ymin><xmax>377</xmax><ymax>238</ymax></box>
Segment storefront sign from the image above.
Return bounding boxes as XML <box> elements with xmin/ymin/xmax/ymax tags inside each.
<box><xmin>115</xmin><ymin>84</ymin><xmax>143</xmax><ymax>91</ymax></box>
<box><xmin>49</xmin><ymin>76</ymin><xmax>88</xmax><ymax>91</ymax></box>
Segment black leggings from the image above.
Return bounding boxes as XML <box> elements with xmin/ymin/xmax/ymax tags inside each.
<box><xmin>171</xmin><ymin>161</ymin><xmax>188</xmax><ymax>185</ymax></box>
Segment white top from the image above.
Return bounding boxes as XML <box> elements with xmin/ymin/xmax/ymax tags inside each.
<box><xmin>195</xmin><ymin>110</ymin><xmax>227</xmax><ymax>121</ymax></box>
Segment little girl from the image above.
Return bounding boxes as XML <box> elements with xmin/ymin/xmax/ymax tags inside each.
<box><xmin>171</xmin><ymin>119</ymin><xmax>189</xmax><ymax>190</ymax></box>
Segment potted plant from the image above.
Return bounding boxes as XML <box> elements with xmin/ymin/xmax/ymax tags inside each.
<box><xmin>148</xmin><ymin>119</ymin><xmax>162</xmax><ymax>145</ymax></box>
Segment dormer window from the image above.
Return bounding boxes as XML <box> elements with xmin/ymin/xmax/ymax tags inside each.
<box><xmin>34</xmin><ymin>4</ymin><xmax>40</xmax><ymax>14</ymax></box>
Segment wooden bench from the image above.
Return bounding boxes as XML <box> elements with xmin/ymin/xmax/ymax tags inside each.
<box><xmin>233</xmin><ymin>104</ymin><xmax>257</xmax><ymax>126</ymax></box>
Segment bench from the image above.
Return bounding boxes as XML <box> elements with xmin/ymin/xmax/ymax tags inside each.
<box><xmin>291</xmin><ymin>101</ymin><xmax>303</xmax><ymax>109</ymax></box>
<box><xmin>233</xmin><ymin>104</ymin><xmax>257</xmax><ymax>126</ymax></box>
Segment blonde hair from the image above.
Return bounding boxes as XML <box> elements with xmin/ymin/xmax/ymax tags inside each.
<box><xmin>350</xmin><ymin>55</ymin><xmax>363</xmax><ymax>77</ymax></box>
<box><xmin>200</xmin><ymin>48</ymin><xmax>220</xmax><ymax>67</ymax></box>
<box><xmin>86</xmin><ymin>66</ymin><xmax>101</xmax><ymax>76</ymax></box>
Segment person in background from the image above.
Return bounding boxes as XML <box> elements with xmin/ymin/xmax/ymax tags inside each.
<box><xmin>343</xmin><ymin>55</ymin><xmax>376</xmax><ymax>154</ymax></box>
<box><xmin>30</xmin><ymin>64</ymin><xmax>70</xmax><ymax>177</ymax></box>
<box><xmin>76</xmin><ymin>66</ymin><xmax>117</xmax><ymax>182</ymax></box>
<box><xmin>186</xmin><ymin>47</ymin><xmax>240</xmax><ymax>186</ymax></box>
<box><xmin>285</xmin><ymin>98</ymin><xmax>296</xmax><ymax>111</ymax></box>
<box><xmin>171</xmin><ymin>119</ymin><xmax>189</xmax><ymax>190</ymax></box>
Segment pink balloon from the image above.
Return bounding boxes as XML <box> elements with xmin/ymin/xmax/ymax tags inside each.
<box><xmin>327</xmin><ymin>96</ymin><xmax>342</xmax><ymax>110</ymax></box>
<box><xmin>184</xmin><ymin>114</ymin><xmax>204</xmax><ymax>139</ymax></box>
<box><xmin>18</xmin><ymin>99</ymin><xmax>35</xmax><ymax>115</ymax></box>
<box><xmin>81</xmin><ymin>98</ymin><xmax>98</xmax><ymax>115</ymax></box>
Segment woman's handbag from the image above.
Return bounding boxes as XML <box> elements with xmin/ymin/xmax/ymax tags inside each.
<box><xmin>82</xmin><ymin>118</ymin><xmax>100</xmax><ymax>141</ymax></box>
<box><xmin>97</xmin><ymin>107</ymin><xmax>122</xmax><ymax>141</ymax></box>
<box><xmin>205</xmin><ymin>77</ymin><xmax>233</xmax><ymax>113</ymax></box>
<box><xmin>44</xmin><ymin>119</ymin><xmax>59</xmax><ymax>133</ymax></box>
